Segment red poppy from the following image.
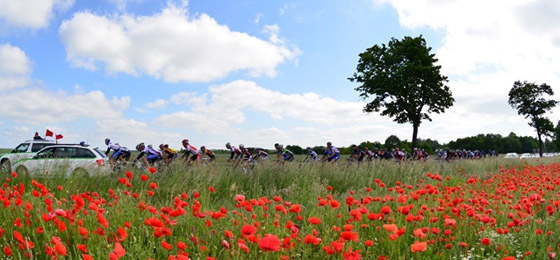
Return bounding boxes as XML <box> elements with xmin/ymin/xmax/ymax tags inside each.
<box><xmin>77</xmin><ymin>244</ymin><xmax>88</xmax><ymax>253</ymax></box>
<box><xmin>149</xmin><ymin>167</ymin><xmax>157</xmax><ymax>174</ymax></box>
<box><xmin>3</xmin><ymin>246</ymin><xmax>12</xmax><ymax>256</ymax></box>
<box><xmin>112</xmin><ymin>242</ymin><xmax>126</xmax><ymax>258</ymax></box>
<box><xmin>411</xmin><ymin>241</ymin><xmax>427</xmax><ymax>252</ymax></box>
<box><xmin>241</xmin><ymin>224</ymin><xmax>257</xmax><ymax>236</ymax></box>
<box><xmin>343</xmin><ymin>247</ymin><xmax>361</xmax><ymax>260</ymax></box>
<box><xmin>258</xmin><ymin>234</ymin><xmax>281</xmax><ymax>252</ymax></box>
<box><xmin>304</xmin><ymin>234</ymin><xmax>321</xmax><ymax>245</ymax></box>
<box><xmin>383</xmin><ymin>224</ymin><xmax>398</xmax><ymax>234</ymax></box>
<box><xmin>308</xmin><ymin>217</ymin><xmax>322</xmax><ymax>225</ymax></box>
<box><xmin>380</xmin><ymin>206</ymin><xmax>391</xmax><ymax>214</ymax></box>
<box><xmin>161</xmin><ymin>240</ymin><xmax>172</xmax><ymax>250</ymax></box>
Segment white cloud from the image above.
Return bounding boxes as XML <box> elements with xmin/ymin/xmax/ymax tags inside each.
<box><xmin>0</xmin><ymin>88</ymin><xmax>130</xmax><ymax>124</ymax></box>
<box><xmin>146</xmin><ymin>99</ymin><xmax>168</xmax><ymax>109</ymax></box>
<box><xmin>58</xmin><ymin>3</ymin><xmax>300</xmax><ymax>83</ymax></box>
<box><xmin>0</xmin><ymin>43</ymin><xmax>32</xmax><ymax>90</ymax></box>
<box><xmin>95</xmin><ymin>118</ymin><xmax>183</xmax><ymax>150</ymax></box>
<box><xmin>373</xmin><ymin>0</ymin><xmax>560</xmax><ymax>141</ymax></box>
<box><xmin>0</xmin><ymin>0</ymin><xmax>74</xmax><ymax>29</ymax></box>
<box><xmin>154</xmin><ymin>80</ymin><xmax>406</xmax><ymax>148</ymax></box>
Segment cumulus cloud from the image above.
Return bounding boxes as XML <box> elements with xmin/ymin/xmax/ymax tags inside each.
<box><xmin>0</xmin><ymin>88</ymin><xmax>130</xmax><ymax>124</ymax></box>
<box><xmin>375</xmin><ymin>0</ymin><xmax>560</xmax><ymax>139</ymax></box>
<box><xmin>146</xmin><ymin>99</ymin><xmax>168</xmax><ymax>109</ymax></box>
<box><xmin>153</xmin><ymin>80</ymin><xmax>406</xmax><ymax>147</ymax></box>
<box><xmin>0</xmin><ymin>43</ymin><xmax>33</xmax><ymax>90</ymax></box>
<box><xmin>58</xmin><ymin>3</ymin><xmax>300</xmax><ymax>83</ymax></box>
<box><xmin>0</xmin><ymin>0</ymin><xmax>74</xmax><ymax>29</ymax></box>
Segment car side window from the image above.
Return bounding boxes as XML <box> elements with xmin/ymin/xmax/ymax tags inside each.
<box><xmin>37</xmin><ymin>148</ymin><xmax>56</xmax><ymax>158</ymax></box>
<box><xmin>13</xmin><ymin>143</ymin><xmax>30</xmax><ymax>153</ymax></box>
<box><xmin>76</xmin><ymin>148</ymin><xmax>95</xmax><ymax>158</ymax></box>
<box><xmin>32</xmin><ymin>143</ymin><xmax>51</xmax><ymax>152</ymax></box>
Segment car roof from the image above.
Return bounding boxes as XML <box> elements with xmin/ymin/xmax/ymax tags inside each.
<box><xmin>21</xmin><ymin>139</ymin><xmax>57</xmax><ymax>143</ymax></box>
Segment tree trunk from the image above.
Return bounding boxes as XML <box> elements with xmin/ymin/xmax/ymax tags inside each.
<box><xmin>412</xmin><ymin>121</ymin><xmax>419</xmax><ymax>150</ymax></box>
<box><xmin>537</xmin><ymin>130</ymin><xmax>543</xmax><ymax>157</ymax></box>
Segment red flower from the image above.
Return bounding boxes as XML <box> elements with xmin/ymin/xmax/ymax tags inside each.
<box><xmin>481</xmin><ymin>237</ymin><xmax>491</xmax><ymax>246</ymax></box>
<box><xmin>380</xmin><ymin>206</ymin><xmax>392</xmax><ymax>214</ymax></box>
<box><xmin>149</xmin><ymin>167</ymin><xmax>157</xmax><ymax>174</ymax></box>
<box><xmin>258</xmin><ymin>234</ymin><xmax>281</xmax><ymax>252</ymax></box>
<box><xmin>308</xmin><ymin>217</ymin><xmax>322</xmax><ymax>225</ymax></box>
<box><xmin>343</xmin><ymin>247</ymin><xmax>361</xmax><ymax>260</ymax></box>
<box><xmin>241</xmin><ymin>224</ymin><xmax>257</xmax><ymax>236</ymax></box>
<box><xmin>161</xmin><ymin>240</ymin><xmax>172</xmax><ymax>250</ymax></box>
<box><xmin>3</xmin><ymin>246</ymin><xmax>12</xmax><ymax>256</ymax></box>
<box><xmin>411</xmin><ymin>241</ymin><xmax>427</xmax><ymax>252</ymax></box>
<box><xmin>76</xmin><ymin>244</ymin><xmax>88</xmax><ymax>253</ymax></box>
<box><xmin>383</xmin><ymin>224</ymin><xmax>398</xmax><ymax>234</ymax></box>
<box><xmin>112</xmin><ymin>242</ymin><xmax>126</xmax><ymax>258</ymax></box>
<box><xmin>304</xmin><ymin>234</ymin><xmax>321</xmax><ymax>245</ymax></box>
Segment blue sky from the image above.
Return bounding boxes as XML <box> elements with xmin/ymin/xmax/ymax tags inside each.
<box><xmin>1</xmin><ymin>0</ymin><xmax>559</xmax><ymax>150</ymax></box>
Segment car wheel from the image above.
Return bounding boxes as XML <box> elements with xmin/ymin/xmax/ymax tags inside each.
<box><xmin>15</xmin><ymin>165</ymin><xmax>29</xmax><ymax>177</ymax></box>
<box><xmin>0</xmin><ymin>159</ymin><xmax>11</xmax><ymax>174</ymax></box>
<box><xmin>71</xmin><ymin>168</ymin><xmax>89</xmax><ymax>178</ymax></box>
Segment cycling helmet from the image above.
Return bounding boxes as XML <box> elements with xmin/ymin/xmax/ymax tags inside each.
<box><xmin>182</xmin><ymin>139</ymin><xmax>188</xmax><ymax>143</ymax></box>
<box><xmin>105</xmin><ymin>138</ymin><xmax>110</xmax><ymax>143</ymax></box>
<box><xmin>200</xmin><ymin>146</ymin><xmax>206</xmax><ymax>150</ymax></box>
<box><xmin>225</xmin><ymin>142</ymin><xmax>231</xmax><ymax>148</ymax></box>
<box><xmin>239</xmin><ymin>144</ymin><xmax>244</xmax><ymax>148</ymax></box>
<box><xmin>306</xmin><ymin>147</ymin><xmax>311</xmax><ymax>150</ymax></box>
<box><xmin>136</xmin><ymin>142</ymin><xmax>145</xmax><ymax>151</ymax></box>
<box><xmin>159</xmin><ymin>144</ymin><xmax>164</xmax><ymax>149</ymax></box>
<box><xmin>327</xmin><ymin>142</ymin><xmax>332</xmax><ymax>146</ymax></box>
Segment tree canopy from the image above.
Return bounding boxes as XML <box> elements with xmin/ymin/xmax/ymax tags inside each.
<box><xmin>348</xmin><ymin>35</ymin><xmax>454</xmax><ymax>148</ymax></box>
<box><xmin>508</xmin><ymin>80</ymin><xmax>558</xmax><ymax>157</ymax></box>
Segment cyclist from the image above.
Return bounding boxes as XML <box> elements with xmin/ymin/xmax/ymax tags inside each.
<box><xmin>104</xmin><ymin>138</ymin><xmax>129</xmax><ymax>169</ymax></box>
<box><xmin>135</xmin><ymin>143</ymin><xmax>163</xmax><ymax>169</ymax></box>
<box><xmin>274</xmin><ymin>143</ymin><xmax>294</xmax><ymax>163</ymax></box>
<box><xmin>159</xmin><ymin>144</ymin><xmax>178</xmax><ymax>165</ymax></box>
<box><xmin>200</xmin><ymin>146</ymin><xmax>216</xmax><ymax>163</ymax></box>
<box><xmin>348</xmin><ymin>144</ymin><xmax>365</xmax><ymax>163</ymax></box>
<box><xmin>252</xmin><ymin>148</ymin><xmax>269</xmax><ymax>162</ymax></box>
<box><xmin>236</xmin><ymin>144</ymin><xmax>253</xmax><ymax>167</ymax></box>
<box><xmin>181</xmin><ymin>139</ymin><xmax>200</xmax><ymax>166</ymax></box>
<box><xmin>225</xmin><ymin>142</ymin><xmax>242</xmax><ymax>162</ymax></box>
<box><xmin>304</xmin><ymin>147</ymin><xmax>318</xmax><ymax>162</ymax></box>
<box><xmin>321</xmin><ymin>142</ymin><xmax>340</xmax><ymax>163</ymax></box>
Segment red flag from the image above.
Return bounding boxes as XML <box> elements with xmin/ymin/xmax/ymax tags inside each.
<box><xmin>55</xmin><ymin>134</ymin><xmax>63</xmax><ymax>140</ymax></box>
<box><xmin>45</xmin><ymin>129</ymin><xmax>54</xmax><ymax>137</ymax></box>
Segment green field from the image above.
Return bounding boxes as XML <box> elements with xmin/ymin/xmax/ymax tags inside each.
<box><xmin>0</xmin><ymin>156</ymin><xmax>559</xmax><ymax>259</ymax></box>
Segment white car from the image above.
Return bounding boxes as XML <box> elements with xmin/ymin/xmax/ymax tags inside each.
<box><xmin>1</xmin><ymin>139</ymin><xmax>59</xmax><ymax>173</ymax></box>
<box><xmin>519</xmin><ymin>153</ymin><xmax>533</xmax><ymax>159</ymax></box>
<box><xmin>12</xmin><ymin>144</ymin><xmax>112</xmax><ymax>177</ymax></box>
<box><xmin>504</xmin><ymin>153</ymin><xmax>519</xmax><ymax>159</ymax></box>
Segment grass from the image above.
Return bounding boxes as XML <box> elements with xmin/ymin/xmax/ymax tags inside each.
<box><xmin>0</xmin><ymin>156</ymin><xmax>558</xmax><ymax>259</ymax></box>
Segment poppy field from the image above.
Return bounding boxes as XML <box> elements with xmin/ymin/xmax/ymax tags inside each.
<box><xmin>1</xmin><ymin>158</ymin><xmax>560</xmax><ymax>259</ymax></box>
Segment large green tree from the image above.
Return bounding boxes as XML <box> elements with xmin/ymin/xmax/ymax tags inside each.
<box><xmin>508</xmin><ymin>81</ymin><xmax>558</xmax><ymax>157</ymax></box>
<box><xmin>348</xmin><ymin>35</ymin><xmax>454</xmax><ymax>149</ymax></box>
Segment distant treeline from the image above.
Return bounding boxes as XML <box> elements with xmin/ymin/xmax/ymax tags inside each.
<box><xmin>212</xmin><ymin>132</ymin><xmax>552</xmax><ymax>155</ymax></box>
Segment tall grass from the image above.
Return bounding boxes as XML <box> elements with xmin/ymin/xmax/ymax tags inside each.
<box><xmin>1</xmin><ymin>156</ymin><xmax>558</xmax><ymax>259</ymax></box>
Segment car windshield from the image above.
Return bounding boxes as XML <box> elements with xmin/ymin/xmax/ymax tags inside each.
<box><xmin>12</xmin><ymin>143</ymin><xmax>30</xmax><ymax>153</ymax></box>
<box><xmin>93</xmin><ymin>148</ymin><xmax>107</xmax><ymax>158</ymax></box>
